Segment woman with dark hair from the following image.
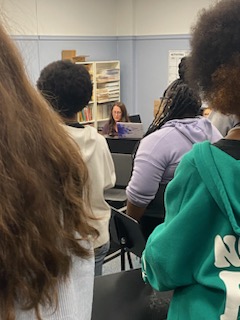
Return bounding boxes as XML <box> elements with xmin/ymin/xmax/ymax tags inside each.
<box><xmin>102</xmin><ymin>101</ymin><xmax>130</xmax><ymax>136</ymax></box>
<box><xmin>142</xmin><ymin>1</ymin><xmax>240</xmax><ymax>319</ymax></box>
<box><xmin>126</xmin><ymin>59</ymin><xmax>222</xmax><ymax>240</ymax></box>
<box><xmin>0</xmin><ymin>24</ymin><xmax>96</xmax><ymax>320</ymax></box>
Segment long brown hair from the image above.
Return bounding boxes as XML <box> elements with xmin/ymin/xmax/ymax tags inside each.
<box><xmin>107</xmin><ymin>101</ymin><xmax>129</xmax><ymax>135</ymax></box>
<box><xmin>0</xmin><ymin>25</ymin><xmax>96</xmax><ymax>319</ymax></box>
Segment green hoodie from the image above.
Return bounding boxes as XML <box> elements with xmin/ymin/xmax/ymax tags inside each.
<box><xmin>142</xmin><ymin>141</ymin><xmax>240</xmax><ymax>320</ymax></box>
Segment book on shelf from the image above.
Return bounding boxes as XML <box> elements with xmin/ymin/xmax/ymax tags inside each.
<box><xmin>96</xmin><ymin>103</ymin><xmax>111</xmax><ymax>120</ymax></box>
<box><xmin>78</xmin><ymin>106</ymin><xmax>93</xmax><ymax>122</ymax></box>
<box><xmin>97</xmin><ymin>104</ymin><xmax>103</xmax><ymax>119</ymax></box>
<box><xmin>104</xmin><ymin>81</ymin><xmax>119</xmax><ymax>87</ymax></box>
<box><xmin>102</xmin><ymin>103</ymin><xmax>111</xmax><ymax>119</ymax></box>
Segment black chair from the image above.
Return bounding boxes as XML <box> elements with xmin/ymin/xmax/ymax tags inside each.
<box><xmin>104</xmin><ymin>207</ymin><xmax>146</xmax><ymax>271</ymax></box>
<box><xmin>92</xmin><ymin>268</ymin><xmax>173</xmax><ymax>320</ymax></box>
<box><xmin>129</xmin><ymin>114</ymin><xmax>142</xmax><ymax>123</ymax></box>
<box><xmin>104</xmin><ymin>153</ymin><xmax>133</xmax><ymax>210</ymax></box>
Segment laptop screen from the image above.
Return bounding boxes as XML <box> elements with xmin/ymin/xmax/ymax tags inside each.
<box><xmin>116</xmin><ymin>122</ymin><xmax>144</xmax><ymax>139</ymax></box>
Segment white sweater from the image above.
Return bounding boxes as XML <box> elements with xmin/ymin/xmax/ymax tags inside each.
<box><xmin>65</xmin><ymin>125</ymin><xmax>116</xmax><ymax>248</ymax></box>
<box><xmin>15</xmin><ymin>240</ymin><xmax>94</xmax><ymax>319</ymax></box>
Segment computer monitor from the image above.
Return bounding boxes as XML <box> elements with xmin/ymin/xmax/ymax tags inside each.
<box><xmin>129</xmin><ymin>114</ymin><xmax>142</xmax><ymax>123</ymax></box>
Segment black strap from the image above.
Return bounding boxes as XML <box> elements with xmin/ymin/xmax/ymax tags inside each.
<box><xmin>66</xmin><ymin>122</ymin><xmax>85</xmax><ymax>129</ymax></box>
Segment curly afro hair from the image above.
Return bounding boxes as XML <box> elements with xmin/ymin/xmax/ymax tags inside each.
<box><xmin>188</xmin><ymin>0</ymin><xmax>240</xmax><ymax>116</ymax></box>
<box><xmin>37</xmin><ymin>60</ymin><xmax>92</xmax><ymax>118</ymax></box>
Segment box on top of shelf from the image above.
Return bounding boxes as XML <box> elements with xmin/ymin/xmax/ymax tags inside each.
<box><xmin>72</xmin><ymin>55</ymin><xmax>89</xmax><ymax>62</ymax></box>
<box><xmin>61</xmin><ymin>50</ymin><xmax>89</xmax><ymax>62</ymax></box>
<box><xmin>61</xmin><ymin>50</ymin><xmax>76</xmax><ymax>60</ymax></box>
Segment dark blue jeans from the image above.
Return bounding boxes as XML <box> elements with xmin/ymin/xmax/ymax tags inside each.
<box><xmin>94</xmin><ymin>241</ymin><xmax>110</xmax><ymax>276</ymax></box>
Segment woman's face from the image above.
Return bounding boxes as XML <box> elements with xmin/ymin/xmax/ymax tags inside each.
<box><xmin>112</xmin><ymin>105</ymin><xmax>122</xmax><ymax>122</ymax></box>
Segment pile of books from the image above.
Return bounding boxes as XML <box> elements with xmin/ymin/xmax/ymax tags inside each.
<box><xmin>96</xmin><ymin>68</ymin><xmax>120</xmax><ymax>83</ymax></box>
<box><xmin>97</xmin><ymin>81</ymin><xmax>120</xmax><ymax>103</ymax></box>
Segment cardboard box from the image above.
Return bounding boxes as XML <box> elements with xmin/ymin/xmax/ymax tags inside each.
<box><xmin>72</xmin><ymin>55</ymin><xmax>89</xmax><ymax>62</ymax></box>
<box><xmin>61</xmin><ymin>50</ymin><xmax>76</xmax><ymax>61</ymax></box>
<box><xmin>61</xmin><ymin>50</ymin><xmax>89</xmax><ymax>62</ymax></box>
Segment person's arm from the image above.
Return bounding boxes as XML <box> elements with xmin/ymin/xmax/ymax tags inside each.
<box><xmin>126</xmin><ymin>201</ymin><xmax>146</xmax><ymax>222</ymax></box>
<box><xmin>126</xmin><ymin>133</ymin><xmax>168</xmax><ymax>219</ymax></box>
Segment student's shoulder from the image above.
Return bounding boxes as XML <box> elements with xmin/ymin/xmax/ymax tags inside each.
<box><xmin>95</xmin><ymin>130</ymin><xmax>110</xmax><ymax>148</ymax></box>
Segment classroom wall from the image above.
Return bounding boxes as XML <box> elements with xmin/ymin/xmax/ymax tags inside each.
<box><xmin>1</xmin><ymin>0</ymin><xmax>216</xmax><ymax>36</ymax></box>
<box><xmin>0</xmin><ymin>0</ymin><xmax>217</xmax><ymax>129</ymax></box>
<box><xmin>132</xmin><ymin>0</ymin><xmax>217</xmax><ymax>35</ymax></box>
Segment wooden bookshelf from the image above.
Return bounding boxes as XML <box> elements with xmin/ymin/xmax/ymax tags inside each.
<box><xmin>76</xmin><ymin>60</ymin><xmax>120</xmax><ymax>131</ymax></box>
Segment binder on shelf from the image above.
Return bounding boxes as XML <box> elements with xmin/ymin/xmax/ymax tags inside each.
<box><xmin>97</xmin><ymin>105</ymin><xmax>103</xmax><ymax>119</ymax></box>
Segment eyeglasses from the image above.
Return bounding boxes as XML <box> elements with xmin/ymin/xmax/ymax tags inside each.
<box><xmin>113</xmin><ymin>111</ymin><xmax>122</xmax><ymax>114</ymax></box>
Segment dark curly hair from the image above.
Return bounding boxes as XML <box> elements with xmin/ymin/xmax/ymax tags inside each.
<box><xmin>188</xmin><ymin>0</ymin><xmax>240</xmax><ymax>116</ymax></box>
<box><xmin>37</xmin><ymin>60</ymin><xmax>92</xmax><ymax>118</ymax></box>
<box><xmin>178</xmin><ymin>56</ymin><xmax>188</xmax><ymax>82</ymax></box>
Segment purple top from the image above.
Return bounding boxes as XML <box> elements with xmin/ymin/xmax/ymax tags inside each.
<box><xmin>126</xmin><ymin>117</ymin><xmax>222</xmax><ymax>208</ymax></box>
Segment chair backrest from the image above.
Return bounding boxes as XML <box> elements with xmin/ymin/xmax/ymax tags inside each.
<box><xmin>110</xmin><ymin>207</ymin><xmax>146</xmax><ymax>257</ymax></box>
<box><xmin>106</xmin><ymin>137</ymin><xmax>140</xmax><ymax>154</ymax></box>
<box><xmin>129</xmin><ymin>114</ymin><xmax>142</xmax><ymax>123</ymax></box>
<box><xmin>111</xmin><ymin>153</ymin><xmax>133</xmax><ymax>188</ymax></box>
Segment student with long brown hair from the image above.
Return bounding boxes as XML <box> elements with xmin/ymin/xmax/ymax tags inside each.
<box><xmin>0</xmin><ymin>24</ymin><xmax>96</xmax><ymax>320</ymax></box>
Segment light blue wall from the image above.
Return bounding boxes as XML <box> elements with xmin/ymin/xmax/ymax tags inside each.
<box><xmin>133</xmin><ymin>35</ymin><xmax>190</xmax><ymax>130</ymax></box>
<box><xmin>14</xmin><ymin>35</ymin><xmax>190</xmax><ymax>130</ymax></box>
<box><xmin>13</xmin><ymin>35</ymin><xmax>118</xmax><ymax>83</ymax></box>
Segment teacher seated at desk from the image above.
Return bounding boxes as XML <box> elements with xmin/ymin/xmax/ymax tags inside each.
<box><xmin>102</xmin><ymin>101</ymin><xmax>130</xmax><ymax>137</ymax></box>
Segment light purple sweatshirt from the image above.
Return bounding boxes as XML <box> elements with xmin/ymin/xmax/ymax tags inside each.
<box><xmin>126</xmin><ymin>117</ymin><xmax>222</xmax><ymax>208</ymax></box>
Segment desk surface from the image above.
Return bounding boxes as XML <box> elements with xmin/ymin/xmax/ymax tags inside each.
<box><xmin>91</xmin><ymin>268</ymin><xmax>173</xmax><ymax>320</ymax></box>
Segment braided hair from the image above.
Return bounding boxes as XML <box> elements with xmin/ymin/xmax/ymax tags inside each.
<box><xmin>145</xmin><ymin>64</ymin><xmax>201</xmax><ymax>137</ymax></box>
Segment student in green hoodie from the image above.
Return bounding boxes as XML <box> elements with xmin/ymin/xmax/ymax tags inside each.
<box><xmin>142</xmin><ymin>1</ymin><xmax>240</xmax><ymax>319</ymax></box>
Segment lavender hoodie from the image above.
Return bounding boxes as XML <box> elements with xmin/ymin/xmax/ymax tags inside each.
<box><xmin>126</xmin><ymin>117</ymin><xmax>222</xmax><ymax>208</ymax></box>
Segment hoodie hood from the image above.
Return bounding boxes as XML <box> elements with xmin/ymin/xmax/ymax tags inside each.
<box><xmin>161</xmin><ymin>117</ymin><xmax>222</xmax><ymax>144</ymax></box>
<box><xmin>65</xmin><ymin>125</ymin><xmax>98</xmax><ymax>161</ymax></box>
<box><xmin>193</xmin><ymin>141</ymin><xmax>240</xmax><ymax>235</ymax></box>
